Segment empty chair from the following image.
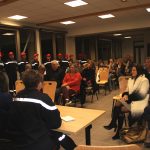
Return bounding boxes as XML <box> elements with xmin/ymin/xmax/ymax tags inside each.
<box><xmin>96</xmin><ymin>67</ymin><xmax>109</xmax><ymax>95</ymax></box>
<box><xmin>75</xmin><ymin>144</ymin><xmax>141</xmax><ymax>150</ymax></box>
<box><xmin>15</xmin><ymin>80</ymin><xmax>25</xmax><ymax>93</ymax></box>
<box><xmin>42</xmin><ymin>81</ymin><xmax>57</xmax><ymax>101</ymax></box>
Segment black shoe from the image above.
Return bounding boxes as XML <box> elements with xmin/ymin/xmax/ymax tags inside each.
<box><xmin>112</xmin><ymin>133</ymin><xmax>120</xmax><ymax>140</ymax></box>
<box><xmin>103</xmin><ymin>124</ymin><xmax>117</xmax><ymax>130</ymax></box>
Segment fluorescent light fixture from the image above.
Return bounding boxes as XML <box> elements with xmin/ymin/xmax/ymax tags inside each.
<box><xmin>8</xmin><ymin>15</ymin><xmax>28</xmax><ymax>20</ymax></box>
<box><xmin>64</xmin><ymin>0</ymin><xmax>88</xmax><ymax>7</ymax></box>
<box><xmin>2</xmin><ymin>33</ymin><xmax>15</xmax><ymax>36</ymax></box>
<box><xmin>124</xmin><ymin>36</ymin><xmax>132</xmax><ymax>39</ymax></box>
<box><xmin>0</xmin><ymin>20</ymin><xmax>20</xmax><ymax>26</ymax></box>
<box><xmin>60</xmin><ymin>21</ymin><xmax>75</xmax><ymax>25</ymax></box>
<box><xmin>98</xmin><ymin>14</ymin><xmax>115</xmax><ymax>19</ymax></box>
<box><xmin>146</xmin><ymin>8</ymin><xmax>150</xmax><ymax>12</ymax></box>
<box><xmin>113</xmin><ymin>33</ymin><xmax>122</xmax><ymax>36</ymax></box>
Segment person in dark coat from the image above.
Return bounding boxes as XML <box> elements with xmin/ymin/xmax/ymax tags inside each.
<box><xmin>5</xmin><ymin>51</ymin><xmax>18</xmax><ymax>93</ymax></box>
<box><xmin>18</xmin><ymin>52</ymin><xmax>28</xmax><ymax>75</ymax></box>
<box><xmin>7</xmin><ymin>70</ymin><xmax>76</xmax><ymax>150</ymax></box>
<box><xmin>0</xmin><ymin>51</ymin><xmax>4</xmax><ymax>71</ymax></box>
<box><xmin>46</xmin><ymin>60</ymin><xmax>65</xmax><ymax>104</ymax></box>
<box><xmin>44</xmin><ymin>53</ymin><xmax>51</xmax><ymax>78</ymax></box>
<box><xmin>0</xmin><ymin>71</ymin><xmax>12</xmax><ymax>139</ymax></box>
<box><xmin>31</xmin><ymin>53</ymin><xmax>39</xmax><ymax>70</ymax></box>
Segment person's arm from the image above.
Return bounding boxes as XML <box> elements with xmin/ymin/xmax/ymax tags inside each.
<box><xmin>128</xmin><ymin>79</ymin><xmax>149</xmax><ymax>102</ymax></box>
<box><xmin>41</xmin><ymin>94</ymin><xmax>62</xmax><ymax>129</ymax></box>
<box><xmin>64</xmin><ymin>73</ymin><xmax>82</xmax><ymax>86</ymax></box>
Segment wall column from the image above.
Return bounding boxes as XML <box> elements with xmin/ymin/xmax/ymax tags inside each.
<box><xmin>16</xmin><ymin>30</ymin><xmax>20</xmax><ymax>60</ymax></box>
<box><xmin>66</xmin><ymin>36</ymin><xmax>76</xmax><ymax>60</ymax></box>
<box><xmin>52</xmin><ymin>33</ymin><xmax>56</xmax><ymax>59</ymax></box>
<box><xmin>35</xmin><ymin>29</ymin><xmax>41</xmax><ymax>64</ymax></box>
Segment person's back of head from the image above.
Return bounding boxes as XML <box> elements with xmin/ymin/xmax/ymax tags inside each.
<box><xmin>22</xmin><ymin>69</ymin><xmax>43</xmax><ymax>90</ymax></box>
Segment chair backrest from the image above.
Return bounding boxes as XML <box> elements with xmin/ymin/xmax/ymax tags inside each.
<box><xmin>118</xmin><ymin>76</ymin><xmax>129</xmax><ymax>94</ymax></box>
<box><xmin>15</xmin><ymin>80</ymin><xmax>25</xmax><ymax>93</ymax></box>
<box><xmin>97</xmin><ymin>67</ymin><xmax>109</xmax><ymax>82</ymax></box>
<box><xmin>42</xmin><ymin>81</ymin><xmax>57</xmax><ymax>101</ymax></box>
<box><xmin>75</xmin><ymin>144</ymin><xmax>141</xmax><ymax>150</ymax></box>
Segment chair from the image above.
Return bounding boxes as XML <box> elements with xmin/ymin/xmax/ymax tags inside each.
<box><xmin>85</xmin><ymin>83</ymin><xmax>98</xmax><ymax>103</ymax></box>
<box><xmin>112</xmin><ymin>76</ymin><xmax>129</xmax><ymax>112</ymax></box>
<box><xmin>15</xmin><ymin>80</ymin><xmax>25</xmax><ymax>93</ymax></box>
<box><xmin>96</xmin><ymin>67</ymin><xmax>109</xmax><ymax>95</ymax></box>
<box><xmin>75</xmin><ymin>144</ymin><xmax>141</xmax><ymax>150</ymax></box>
<box><xmin>42</xmin><ymin>81</ymin><xmax>57</xmax><ymax>101</ymax></box>
<box><xmin>112</xmin><ymin>76</ymin><xmax>130</xmax><ymax>126</ymax></box>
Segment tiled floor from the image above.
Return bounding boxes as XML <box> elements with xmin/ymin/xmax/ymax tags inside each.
<box><xmin>68</xmin><ymin>89</ymin><xmax>148</xmax><ymax>150</ymax></box>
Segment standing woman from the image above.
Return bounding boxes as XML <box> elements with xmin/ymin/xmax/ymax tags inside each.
<box><xmin>104</xmin><ymin>65</ymin><xmax>149</xmax><ymax>139</ymax></box>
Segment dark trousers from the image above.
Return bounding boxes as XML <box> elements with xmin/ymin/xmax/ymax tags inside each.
<box><xmin>7</xmin><ymin>73</ymin><xmax>17</xmax><ymax>91</ymax></box>
<box><xmin>50</xmin><ymin>130</ymin><xmax>76</xmax><ymax>150</ymax></box>
<box><xmin>144</xmin><ymin>105</ymin><xmax>150</xmax><ymax>129</ymax></box>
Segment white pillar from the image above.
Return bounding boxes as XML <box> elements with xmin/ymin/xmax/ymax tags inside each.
<box><xmin>35</xmin><ymin>29</ymin><xmax>41</xmax><ymax>64</ymax></box>
<box><xmin>66</xmin><ymin>36</ymin><xmax>76</xmax><ymax>60</ymax></box>
<box><xmin>16</xmin><ymin>30</ymin><xmax>20</xmax><ymax>60</ymax></box>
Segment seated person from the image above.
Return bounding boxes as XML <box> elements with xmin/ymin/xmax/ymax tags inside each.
<box><xmin>45</xmin><ymin>60</ymin><xmax>65</xmax><ymax>104</ymax></box>
<box><xmin>38</xmin><ymin>64</ymin><xmax>46</xmax><ymax>80</ymax></box>
<box><xmin>104</xmin><ymin>65</ymin><xmax>149</xmax><ymax>140</ymax></box>
<box><xmin>61</xmin><ymin>64</ymin><xmax>82</xmax><ymax>105</ymax></box>
<box><xmin>7</xmin><ymin>70</ymin><xmax>76</xmax><ymax>150</ymax></box>
<box><xmin>0</xmin><ymin>71</ymin><xmax>12</xmax><ymax>138</ymax></box>
<box><xmin>80</xmin><ymin>63</ymin><xmax>97</xmax><ymax>105</ymax></box>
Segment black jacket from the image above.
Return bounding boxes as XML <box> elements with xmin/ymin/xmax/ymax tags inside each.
<box><xmin>18</xmin><ymin>60</ymin><xmax>28</xmax><ymax>73</ymax></box>
<box><xmin>8</xmin><ymin>89</ymin><xmax>61</xmax><ymax>150</ymax></box>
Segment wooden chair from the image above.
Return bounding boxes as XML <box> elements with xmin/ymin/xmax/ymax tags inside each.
<box><xmin>15</xmin><ymin>80</ymin><xmax>25</xmax><ymax>93</ymax></box>
<box><xmin>85</xmin><ymin>83</ymin><xmax>98</xmax><ymax>103</ymax></box>
<box><xmin>112</xmin><ymin>76</ymin><xmax>129</xmax><ymax>109</ymax></box>
<box><xmin>75</xmin><ymin>144</ymin><xmax>141</xmax><ymax>150</ymax></box>
<box><xmin>112</xmin><ymin>76</ymin><xmax>130</xmax><ymax>126</ymax></box>
<box><xmin>42</xmin><ymin>81</ymin><xmax>57</xmax><ymax>101</ymax></box>
<box><xmin>96</xmin><ymin>67</ymin><xmax>109</xmax><ymax>95</ymax></box>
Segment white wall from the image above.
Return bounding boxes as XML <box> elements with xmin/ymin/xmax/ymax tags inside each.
<box><xmin>122</xmin><ymin>39</ymin><xmax>133</xmax><ymax>58</ymax></box>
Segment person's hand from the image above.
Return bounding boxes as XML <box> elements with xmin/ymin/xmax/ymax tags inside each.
<box><xmin>121</xmin><ymin>95</ymin><xmax>128</xmax><ymax>101</ymax></box>
<box><xmin>62</xmin><ymin>83</ymin><xmax>68</xmax><ymax>87</ymax></box>
<box><xmin>83</xmin><ymin>78</ymin><xmax>86</xmax><ymax>81</ymax></box>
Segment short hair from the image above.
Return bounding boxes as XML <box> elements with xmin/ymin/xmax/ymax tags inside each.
<box><xmin>25</xmin><ymin>64</ymin><xmax>32</xmax><ymax>71</ymax></box>
<box><xmin>0</xmin><ymin>72</ymin><xmax>9</xmax><ymax>93</ymax></box>
<box><xmin>22</xmin><ymin>70</ymin><xmax>43</xmax><ymax>89</ymax></box>
<box><xmin>38</xmin><ymin>64</ymin><xmax>45</xmax><ymax>74</ymax></box>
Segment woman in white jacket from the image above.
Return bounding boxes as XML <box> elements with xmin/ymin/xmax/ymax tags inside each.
<box><xmin>104</xmin><ymin>64</ymin><xmax>149</xmax><ymax>140</ymax></box>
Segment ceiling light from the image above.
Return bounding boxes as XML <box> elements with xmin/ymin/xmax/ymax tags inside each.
<box><xmin>2</xmin><ymin>33</ymin><xmax>15</xmax><ymax>36</ymax></box>
<box><xmin>98</xmin><ymin>14</ymin><xmax>115</xmax><ymax>19</ymax></box>
<box><xmin>124</xmin><ymin>36</ymin><xmax>132</xmax><ymax>39</ymax></box>
<box><xmin>60</xmin><ymin>21</ymin><xmax>76</xmax><ymax>25</ymax></box>
<box><xmin>64</xmin><ymin>0</ymin><xmax>88</xmax><ymax>7</ymax></box>
<box><xmin>121</xmin><ymin>0</ymin><xmax>127</xmax><ymax>2</ymax></box>
<box><xmin>113</xmin><ymin>33</ymin><xmax>122</xmax><ymax>36</ymax></box>
<box><xmin>8</xmin><ymin>15</ymin><xmax>28</xmax><ymax>20</ymax></box>
<box><xmin>146</xmin><ymin>8</ymin><xmax>150</xmax><ymax>12</ymax></box>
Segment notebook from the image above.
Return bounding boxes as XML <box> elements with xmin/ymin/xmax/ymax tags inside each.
<box><xmin>61</xmin><ymin>116</ymin><xmax>75</xmax><ymax>122</ymax></box>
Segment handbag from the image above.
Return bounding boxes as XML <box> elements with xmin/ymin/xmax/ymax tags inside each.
<box><xmin>120</xmin><ymin>125</ymin><xmax>147</xmax><ymax>144</ymax></box>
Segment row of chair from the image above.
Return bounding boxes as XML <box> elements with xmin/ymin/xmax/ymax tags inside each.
<box><xmin>15</xmin><ymin>80</ymin><xmax>57</xmax><ymax>101</ymax></box>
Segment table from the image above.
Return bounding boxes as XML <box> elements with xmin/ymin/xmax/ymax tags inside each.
<box><xmin>57</xmin><ymin>105</ymin><xmax>105</xmax><ymax>145</ymax></box>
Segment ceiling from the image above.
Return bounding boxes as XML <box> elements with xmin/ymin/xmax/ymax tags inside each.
<box><xmin>0</xmin><ymin>0</ymin><xmax>150</xmax><ymax>37</ymax></box>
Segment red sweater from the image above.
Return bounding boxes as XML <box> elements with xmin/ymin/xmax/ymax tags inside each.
<box><xmin>63</xmin><ymin>72</ymin><xmax>82</xmax><ymax>91</ymax></box>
